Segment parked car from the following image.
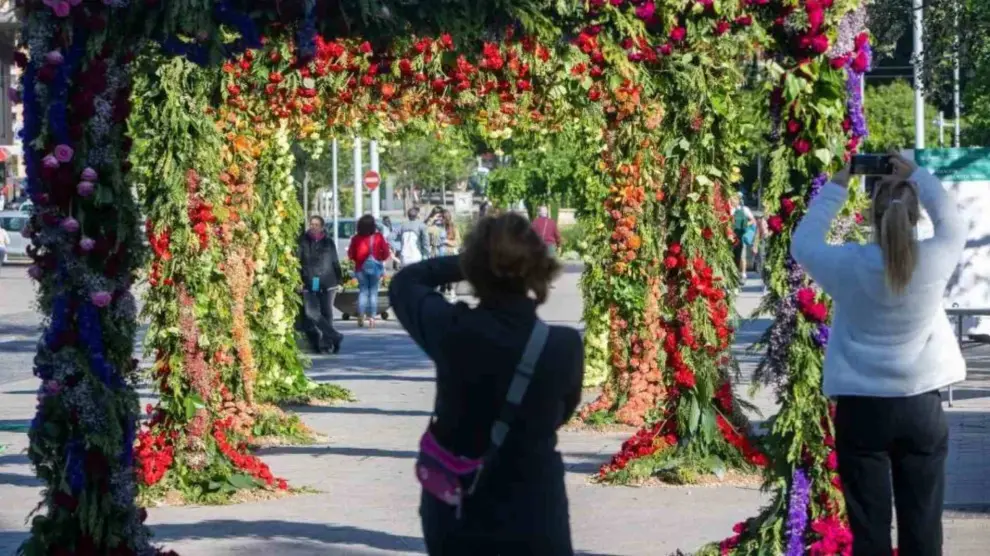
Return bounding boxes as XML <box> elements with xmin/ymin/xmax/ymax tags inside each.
<box><xmin>0</xmin><ymin>211</ymin><xmax>30</xmax><ymax>263</ymax></box>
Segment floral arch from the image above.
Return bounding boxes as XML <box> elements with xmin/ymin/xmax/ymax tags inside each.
<box><xmin>15</xmin><ymin>0</ymin><xmax>867</xmax><ymax>554</ymax></box>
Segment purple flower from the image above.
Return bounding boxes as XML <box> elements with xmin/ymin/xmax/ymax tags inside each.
<box><xmin>53</xmin><ymin>144</ymin><xmax>74</xmax><ymax>163</ymax></box>
<box><xmin>809</xmin><ymin>173</ymin><xmax>829</xmax><ymax>201</ymax></box>
<box><xmin>812</xmin><ymin>324</ymin><xmax>830</xmax><ymax>348</ymax></box>
<box><xmin>785</xmin><ymin>467</ymin><xmax>812</xmax><ymax>555</ymax></box>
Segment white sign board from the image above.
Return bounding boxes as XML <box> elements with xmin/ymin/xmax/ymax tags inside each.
<box><xmin>913</xmin><ymin>149</ymin><xmax>990</xmax><ymax>336</ymax></box>
<box><xmin>452</xmin><ymin>191</ymin><xmax>473</xmax><ymax>215</ymax></box>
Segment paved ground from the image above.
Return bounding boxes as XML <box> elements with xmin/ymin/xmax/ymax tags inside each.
<box><xmin>1</xmin><ymin>265</ymin><xmax>989</xmax><ymax>554</ymax></box>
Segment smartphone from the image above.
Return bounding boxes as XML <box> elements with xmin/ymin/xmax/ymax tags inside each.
<box><xmin>850</xmin><ymin>154</ymin><xmax>893</xmax><ymax>175</ymax></box>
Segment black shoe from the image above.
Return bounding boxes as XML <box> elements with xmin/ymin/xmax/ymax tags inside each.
<box><xmin>332</xmin><ymin>337</ymin><xmax>342</xmax><ymax>354</ymax></box>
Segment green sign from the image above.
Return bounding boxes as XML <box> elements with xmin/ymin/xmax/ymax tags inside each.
<box><xmin>915</xmin><ymin>148</ymin><xmax>990</xmax><ymax>182</ymax></box>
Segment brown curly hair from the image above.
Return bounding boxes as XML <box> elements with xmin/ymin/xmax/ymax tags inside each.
<box><xmin>460</xmin><ymin>213</ymin><xmax>560</xmax><ymax>304</ymax></box>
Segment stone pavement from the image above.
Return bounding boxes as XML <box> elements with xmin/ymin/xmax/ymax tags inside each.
<box><xmin>1</xmin><ymin>266</ymin><xmax>989</xmax><ymax>554</ymax></box>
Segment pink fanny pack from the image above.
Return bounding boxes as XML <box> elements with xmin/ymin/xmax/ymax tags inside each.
<box><xmin>415</xmin><ymin>320</ymin><xmax>549</xmax><ymax>518</ymax></box>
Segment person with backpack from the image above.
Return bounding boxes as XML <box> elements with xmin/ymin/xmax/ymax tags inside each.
<box><xmin>732</xmin><ymin>193</ymin><xmax>757</xmax><ymax>279</ymax></box>
<box><xmin>390</xmin><ymin>213</ymin><xmax>584</xmax><ymax>555</ymax></box>
<box><xmin>397</xmin><ymin>206</ymin><xmax>430</xmax><ymax>267</ymax></box>
<box><xmin>299</xmin><ymin>215</ymin><xmax>344</xmax><ymax>353</ymax></box>
<box><xmin>348</xmin><ymin>214</ymin><xmax>392</xmax><ymax>329</ymax></box>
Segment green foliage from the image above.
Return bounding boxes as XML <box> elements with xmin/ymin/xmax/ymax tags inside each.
<box><xmin>381</xmin><ymin>130</ymin><xmax>477</xmax><ymax>195</ymax></box>
<box><xmin>862</xmin><ymin>81</ymin><xmax>941</xmax><ymax>152</ymax></box>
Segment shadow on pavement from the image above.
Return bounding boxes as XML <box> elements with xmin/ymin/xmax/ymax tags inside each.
<box><xmin>0</xmin><ymin>472</ymin><xmax>40</xmax><ymax>487</ymax></box>
<box><xmin>291</xmin><ymin>405</ymin><xmax>432</xmax><ymax>418</ymax></box>
<box><xmin>150</xmin><ymin>519</ymin><xmax>423</xmax><ymax>553</ymax></box>
<box><xmin>258</xmin><ymin>445</ymin><xmax>419</xmax><ymax>460</ymax></box>
<box><xmin>310</xmin><ymin>373</ymin><xmax>435</xmax><ymax>384</ymax></box>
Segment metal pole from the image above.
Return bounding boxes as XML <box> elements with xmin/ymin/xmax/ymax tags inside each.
<box><xmin>369</xmin><ymin>139</ymin><xmax>380</xmax><ymax>219</ymax></box>
<box><xmin>353</xmin><ymin>136</ymin><xmax>363</xmax><ymax>217</ymax></box>
<box><xmin>938</xmin><ymin>111</ymin><xmax>945</xmax><ymax>147</ymax></box>
<box><xmin>953</xmin><ymin>0</ymin><xmax>961</xmax><ymax>148</ymax></box>
<box><xmin>332</xmin><ymin>138</ymin><xmax>339</xmax><ymax>249</ymax></box>
<box><xmin>913</xmin><ymin>0</ymin><xmax>926</xmax><ymax>150</ymax></box>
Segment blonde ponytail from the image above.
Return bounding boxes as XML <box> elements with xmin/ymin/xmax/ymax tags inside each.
<box><xmin>874</xmin><ymin>182</ymin><xmax>920</xmax><ymax>294</ymax></box>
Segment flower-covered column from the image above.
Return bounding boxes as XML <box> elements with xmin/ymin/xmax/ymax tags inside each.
<box><xmin>15</xmin><ymin>2</ymin><xmax>167</xmax><ymax>553</ymax></box>
<box><xmin>713</xmin><ymin>3</ymin><xmax>872</xmax><ymax>554</ymax></box>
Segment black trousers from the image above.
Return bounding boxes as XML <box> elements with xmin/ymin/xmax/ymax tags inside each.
<box><xmin>420</xmin><ymin>486</ymin><xmax>573</xmax><ymax>556</ymax></box>
<box><xmin>834</xmin><ymin>390</ymin><xmax>948</xmax><ymax>556</ymax></box>
<box><xmin>302</xmin><ymin>289</ymin><xmax>342</xmax><ymax>351</ymax></box>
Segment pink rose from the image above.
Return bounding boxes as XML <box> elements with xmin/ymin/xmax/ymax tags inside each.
<box><xmin>80</xmin><ymin>237</ymin><xmax>96</xmax><ymax>252</ymax></box>
<box><xmin>634</xmin><ymin>1</ymin><xmax>655</xmax><ymax>21</ymax></box>
<box><xmin>792</xmin><ymin>138</ymin><xmax>811</xmax><ymax>155</ymax></box>
<box><xmin>767</xmin><ymin>215</ymin><xmax>784</xmax><ymax>234</ymax></box>
<box><xmin>28</xmin><ymin>265</ymin><xmax>43</xmax><ymax>280</ymax></box>
<box><xmin>60</xmin><ymin>217</ymin><xmax>80</xmax><ymax>234</ymax></box>
<box><xmin>54</xmin><ymin>144</ymin><xmax>74</xmax><ymax>163</ymax></box>
<box><xmin>81</xmin><ymin>167</ymin><xmax>98</xmax><ymax>181</ymax></box>
<box><xmin>43</xmin><ymin>155</ymin><xmax>59</xmax><ymax>169</ymax></box>
<box><xmin>670</xmin><ymin>26</ymin><xmax>687</xmax><ymax>43</ymax></box>
<box><xmin>44</xmin><ymin>51</ymin><xmax>64</xmax><ymax>65</ymax></box>
<box><xmin>77</xmin><ymin>181</ymin><xmax>95</xmax><ymax>197</ymax></box>
<box><xmin>53</xmin><ymin>1</ymin><xmax>70</xmax><ymax>17</ymax></box>
<box><xmin>90</xmin><ymin>291</ymin><xmax>113</xmax><ymax>308</ymax></box>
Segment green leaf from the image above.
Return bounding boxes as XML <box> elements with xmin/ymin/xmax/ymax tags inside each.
<box><xmin>688</xmin><ymin>397</ymin><xmax>701</xmax><ymax>434</ymax></box>
<box><xmin>814</xmin><ymin>148</ymin><xmax>834</xmax><ymax>167</ymax></box>
<box><xmin>227</xmin><ymin>473</ymin><xmax>260</xmax><ymax>490</ymax></box>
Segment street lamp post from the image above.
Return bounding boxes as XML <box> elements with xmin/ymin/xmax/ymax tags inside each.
<box><xmin>913</xmin><ymin>0</ymin><xmax>925</xmax><ymax>150</ymax></box>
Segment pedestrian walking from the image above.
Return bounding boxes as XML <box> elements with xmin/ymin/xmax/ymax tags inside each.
<box><xmin>391</xmin><ymin>213</ymin><xmax>583</xmax><ymax>556</ymax></box>
<box><xmin>348</xmin><ymin>214</ymin><xmax>391</xmax><ymax>329</ymax></box>
<box><xmin>298</xmin><ymin>215</ymin><xmax>344</xmax><ymax>354</ymax></box>
<box><xmin>731</xmin><ymin>193</ymin><xmax>757</xmax><ymax>280</ymax></box>
<box><xmin>790</xmin><ymin>151</ymin><xmax>967</xmax><ymax>556</ymax></box>
<box><xmin>397</xmin><ymin>206</ymin><xmax>430</xmax><ymax>267</ymax></box>
<box><xmin>0</xmin><ymin>225</ymin><xmax>9</xmax><ymax>277</ymax></box>
<box><xmin>531</xmin><ymin>206</ymin><xmax>561</xmax><ymax>257</ymax></box>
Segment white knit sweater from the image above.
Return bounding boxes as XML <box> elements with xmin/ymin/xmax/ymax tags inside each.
<box><xmin>791</xmin><ymin>168</ymin><xmax>968</xmax><ymax>397</ymax></box>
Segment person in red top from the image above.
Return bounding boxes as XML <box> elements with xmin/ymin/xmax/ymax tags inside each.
<box><xmin>348</xmin><ymin>214</ymin><xmax>391</xmax><ymax>328</ymax></box>
<box><xmin>531</xmin><ymin>205</ymin><xmax>561</xmax><ymax>257</ymax></box>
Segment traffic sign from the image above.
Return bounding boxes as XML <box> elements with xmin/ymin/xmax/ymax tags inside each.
<box><xmin>363</xmin><ymin>170</ymin><xmax>381</xmax><ymax>191</ymax></box>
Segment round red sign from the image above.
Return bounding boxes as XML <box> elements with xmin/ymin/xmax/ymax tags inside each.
<box><xmin>363</xmin><ymin>170</ymin><xmax>381</xmax><ymax>191</ymax></box>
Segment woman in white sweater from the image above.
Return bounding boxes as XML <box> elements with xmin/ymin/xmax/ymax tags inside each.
<box><xmin>791</xmin><ymin>152</ymin><xmax>967</xmax><ymax>556</ymax></box>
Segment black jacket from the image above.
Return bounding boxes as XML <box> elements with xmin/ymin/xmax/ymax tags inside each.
<box><xmin>299</xmin><ymin>233</ymin><xmax>343</xmax><ymax>290</ymax></box>
<box><xmin>390</xmin><ymin>256</ymin><xmax>583</xmax><ymax>530</ymax></box>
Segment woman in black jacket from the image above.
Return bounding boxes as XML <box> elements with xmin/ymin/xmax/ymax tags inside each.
<box><xmin>389</xmin><ymin>213</ymin><xmax>584</xmax><ymax>555</ymax></box>
<box><xmin>299</xmin><ymin>215</ymin><xmax>344</xmax><ymax>353</ymax></box>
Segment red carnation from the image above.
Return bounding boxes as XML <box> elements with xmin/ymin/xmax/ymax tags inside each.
<box><xmin>826</xmin><ymin>451</ymin><xmax>839</xmax><ymax>471</ymax></box>
<box><xmin>658</xmin><ymin>43</ymin><xmax>672</xmax><ymax>56</ymax></box>
<box><xmin>674</xmin><ymin>367</ymin><xmax>696</xmax><ymax>389</ymax></box>
<box><xmin>359</xmin><ymin>41</ymin><xmax>372</xmax><ymax>54</ymax></box>
<box><xmin>830</xmin><ymin>55</ymin><xmax>849</xmax><ymax>69</ymax></box>
<box><xmin>796</xmin><ymin>287</ymin><xmax>816</xmax><ymax>307</ymax></box>
<box><xmin>852</xmin><ymin>50</ymin><xmax>870</xmax><ymax>73</ymax></box>
<box><xmin>806</xmin><ymin>302</ymin><xmax>829</xmax><ymax>322</ymax></box>
<box><xmin>664</xmin><ymin>255</ymin><xmax>679</xmax><ymax>269</ymax></box>
<box><xmin>811</xmin><ymin>35</ymin><xmax>830</xmax><ymax>54</ymax></box>
<box><xmin>781</xmin><ymin>198</ymin><xmax>796</xmax><ymax>215</ymax></box>
<box><xmin>855</xmin><ymin>32</ymin><xmax>870</xmax><ymax>49</ymax></box>
<box><xmin>787</xmin><ymin>120</ymin><xmax>802</xmax><ymax>134</ymax></box>
<box><xmin>670</xmin><ymin>27</ymin><xmax>687</xmax><ymax>43</ymax></box>
<box><xmin>735</xmin><ymin>15</ymin><xmax>753</xmax><ymax>27</ymax></box>
<box><xmin>715</xmin><ymin>21</ymin><xmax>731</xmax><ymax>36</ymax></box>
<box><xmin>767</xmin><ymin>215</ymin><xmax>784</xmax><ymax>234</ymax></box>
<box><xmin>792</xmin><ymin>138</ymin><xmax>811</xmax><ymax>155</ymax></box>
<box><xmin>588</xmin><ymin>88</ymin><xmax>602</xmax><ymax>102</ymax></box>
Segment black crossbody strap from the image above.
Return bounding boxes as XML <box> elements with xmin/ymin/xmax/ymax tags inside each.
<box><xmin>488</xmin><ymin>320</ymin><xmax>550</xmax><ymax>449</ymax></box>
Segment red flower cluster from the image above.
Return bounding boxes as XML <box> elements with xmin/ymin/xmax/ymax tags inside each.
<box><xmin>213</xmin><ymin>417</ymin><xmax>288</xmax><ymax>490</ymax></box>
<box><xmin>598</xmin><ymin>417</ymin><xmax>678</xmax><ymax>478</ymax></box>
<box><xmin>146</xmin><ymin>220</ymin><xmax>174</xmax><ymax>287</ymax></box>
<box><xmin>719</xmin><ymin>520</ymin><xmax>749</xmax><ymax>555</ymax></box>
<box><xmin>809</xmin><ymin>516</ymin><xmax>853</xmax><ymax>555</ymax></box>
<box><xmin>134</xmin><ymin>429</ymin><xmax>175</xmax><ymax>486</ymax></box>
<box><xmin>717</xmin><ymin>414</ymin><xmax>768</xmax><ymax>467</ymax></box>
<box><xmin>796</xmin><ymin>287</ymin><xmax>829</xmax><ymax>322</ymax></box>
<box><xmin>185</xmin><ymin>170</ymin><xmax>215</xmax><ymax>250</ymax></box>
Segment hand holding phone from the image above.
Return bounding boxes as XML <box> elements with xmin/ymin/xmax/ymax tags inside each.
<box><xmin>850</xmin><ymin>154</ymin><xmax>894</xmax><ymax>175</ymax></box>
